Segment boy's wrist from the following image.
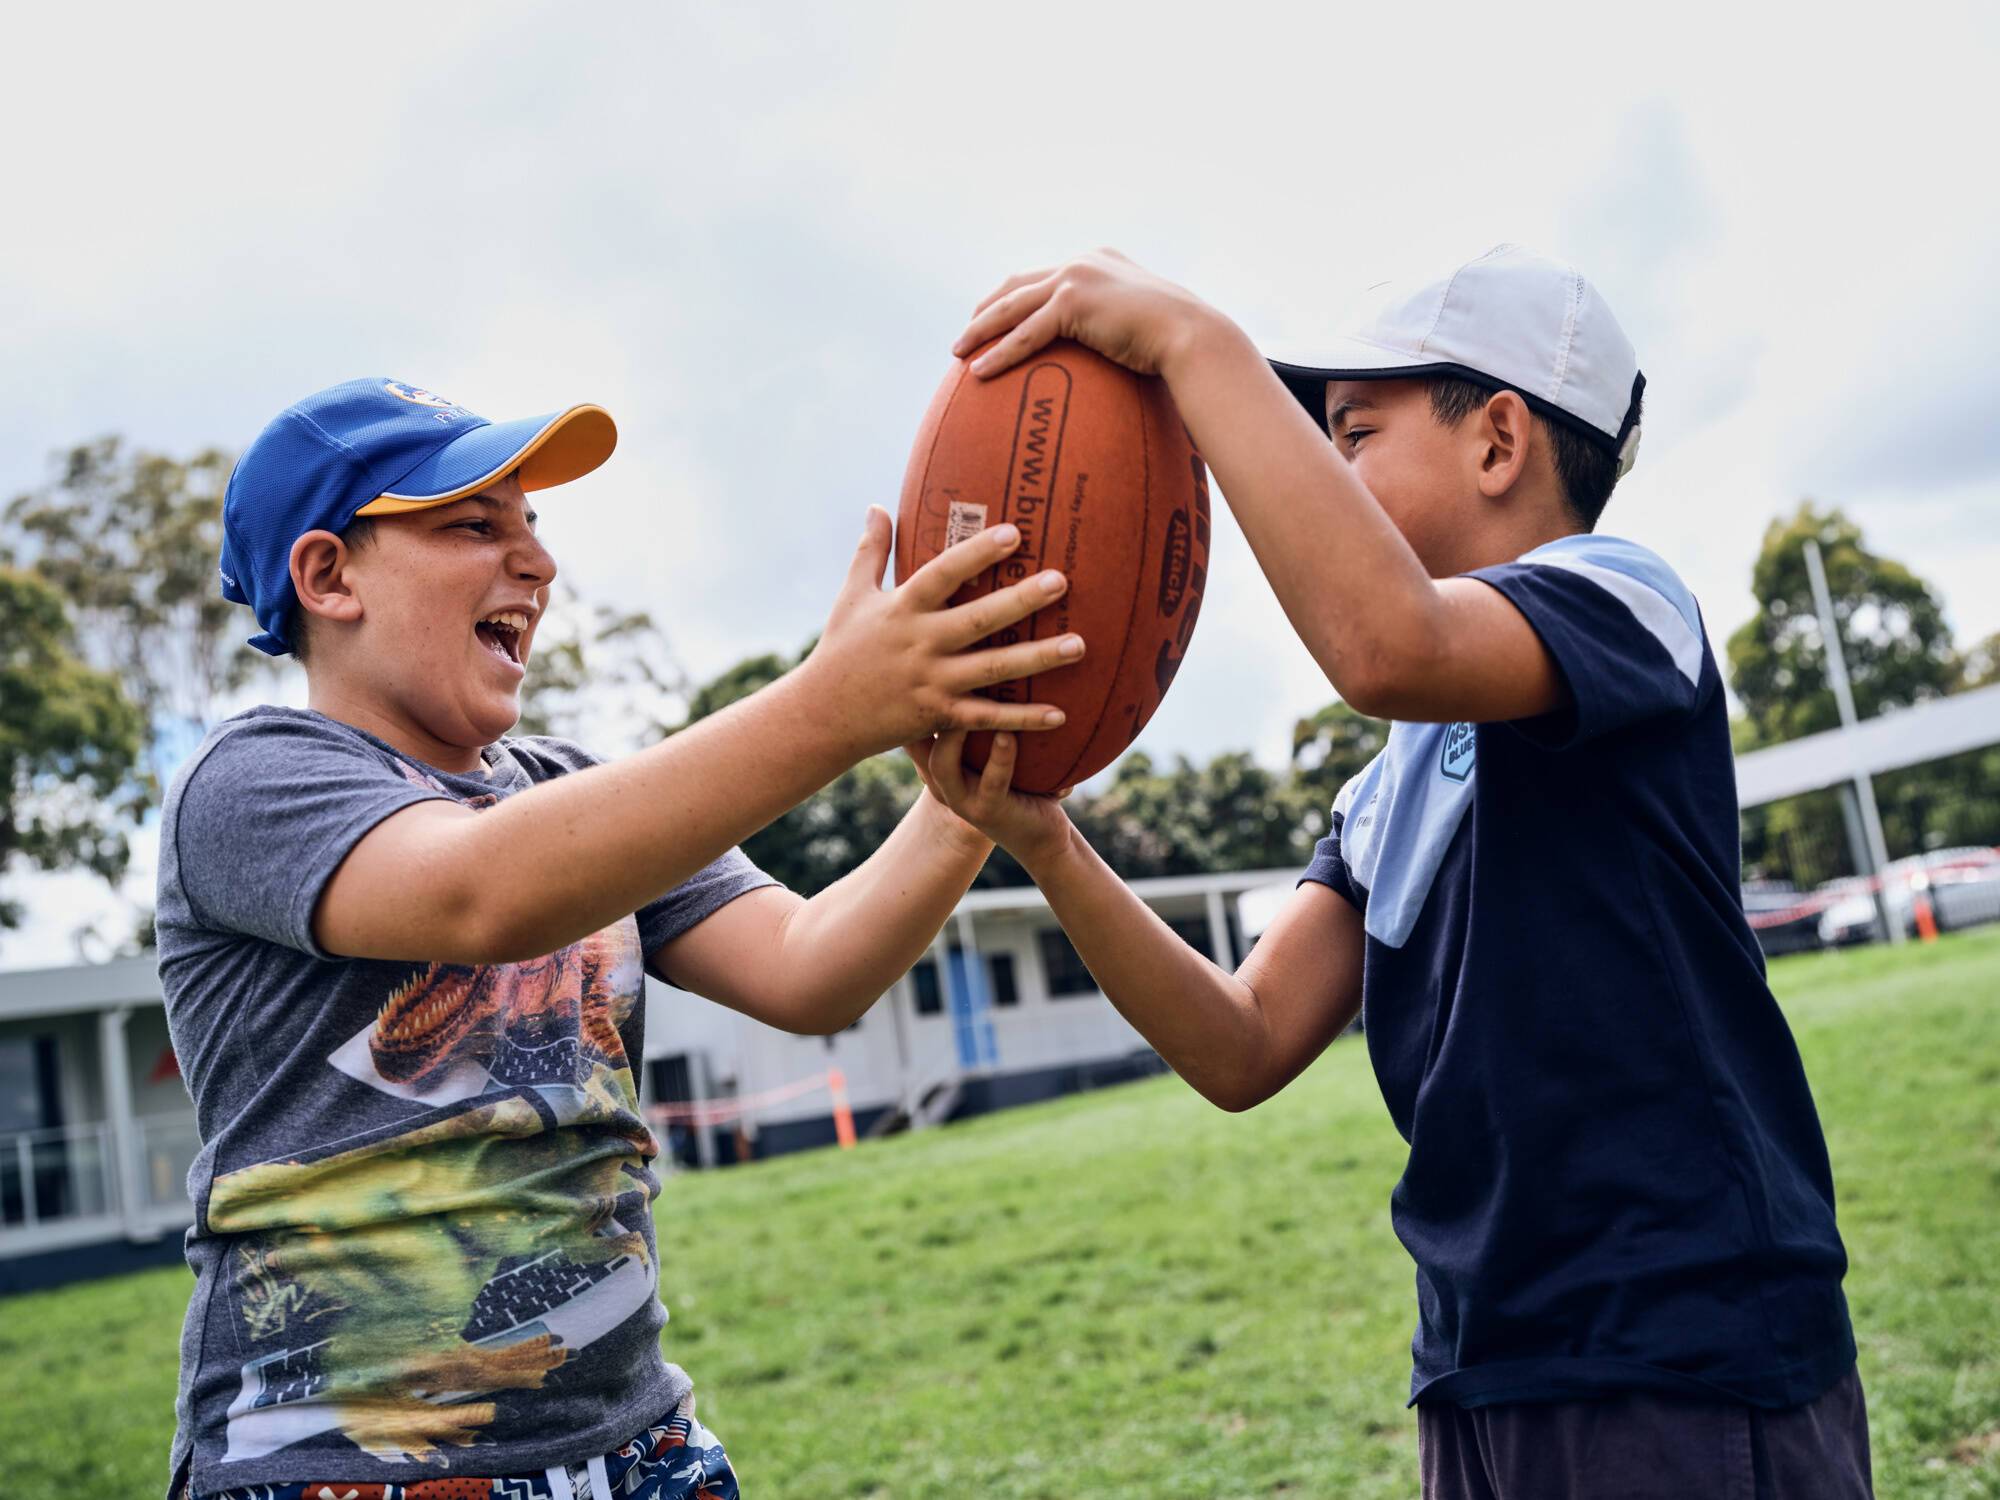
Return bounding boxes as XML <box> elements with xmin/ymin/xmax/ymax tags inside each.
<box><xmin>774</xmin><ymin>654</ymin><xmax>887</xmax><ymax>769</ymax></box>
<box><xmin>1159</xmin><ymin>299</ymin><xmax>1247</xmax><ymax>387</ymax></box>
<box><xmin>1014</xmin><ymin>814</ymin><xmax>1080</xmax><ymax>886</ymax></box>
<box><xmin>914</xmin><ymin>787</ymin><xmax>994</xmax><ymax>863</ymax></box>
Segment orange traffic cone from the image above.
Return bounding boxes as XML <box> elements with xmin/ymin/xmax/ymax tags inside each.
<box><xmin>829</xmin><ymin>1067</ymin><xmax>857</xmax><ymax>1149</ymax></box>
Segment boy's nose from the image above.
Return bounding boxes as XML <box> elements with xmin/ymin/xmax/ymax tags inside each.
<box><xmin>515</xmin><ymin>534</ymin><xmax>558</xmax><ymax>586</ymax></box>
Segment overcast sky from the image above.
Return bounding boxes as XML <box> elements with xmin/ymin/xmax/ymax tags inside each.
<box><xmin>4</xmin><ymin>1</ymin><xmax>1996</xmax><ymax>966</ymax></box>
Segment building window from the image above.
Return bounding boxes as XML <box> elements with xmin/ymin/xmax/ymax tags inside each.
<box><xmin>1038</xmin><ymin>928</ymin><xmax>1099</xmax><ymax>997</ymax></box>
<box><xmin>911</xmin><ymin>959</ymin><xmax>942</xmax><ymax>1016</ymax></box>
<box><xmin>911</xmin><ymin>952</ymin><xmax>1015</xmax><ymax>1013</ymax></box>
<box><xmin>647</xmin><ymin>1054</ymin><xmax>693</xmax><ymax>1108</ymax></box>
<box><xmin>987</xmin><ymin>952</ymin><xmax>1018</xmax><ymax>1007</ymax></box>
<box><xmin>0</xmin><ymin>1035</ymin><xmax>61</xmax><ymax>1134</ymax></box>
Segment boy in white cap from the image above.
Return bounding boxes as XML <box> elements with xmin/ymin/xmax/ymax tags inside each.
<box><xmin>919</xmin><ymin>248</ymin><xmax>1873</xmax><ymax>1498</ymax></box>
<box><xmin>158</xmin><ymin>378</ymin><xmax>1083</xmax><ymax>1499</ymax></box>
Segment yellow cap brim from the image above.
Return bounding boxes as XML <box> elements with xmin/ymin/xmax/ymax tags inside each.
<box><xmin>355</xmin><ymin>404</ymin><xmax>618</xmax><ymax>516</ymax></box>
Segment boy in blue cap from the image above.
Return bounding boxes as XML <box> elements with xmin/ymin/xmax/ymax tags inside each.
<box><xmin>158</xmin><ymin>378</ymin><xmax>1084</xmax><ymax>1499</ymax></box>
<box><xmin>917</xmin><ymin>248</ymin><xmax>1873</xmax><ymax>1499</ymax></box>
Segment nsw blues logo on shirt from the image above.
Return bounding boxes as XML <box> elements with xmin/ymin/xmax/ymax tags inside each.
<box><xmin>1440</xmin><ymin>723</ymin><xmax>1476</xmax><ymax>782</ymax></box>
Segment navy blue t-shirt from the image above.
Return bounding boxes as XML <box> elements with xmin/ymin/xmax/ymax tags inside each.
<box><xmin>1302</xmin><ymin>533</ymin><xmax>1855</xmax><ymax>1410</ymax></box>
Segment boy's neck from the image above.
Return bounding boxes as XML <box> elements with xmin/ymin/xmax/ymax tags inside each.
<box><xmin>1447</xmin><ymin>508</ymin><xmax>1584</xmax><ymax>577</ymax></box>
<box><xmin>305</xmin><ymin>676</ymin><xmax>490</xmax><ymax>776</ymax></box>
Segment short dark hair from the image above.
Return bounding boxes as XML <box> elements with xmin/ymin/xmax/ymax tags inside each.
<box><xmin>288</xmin><ymin>516</ymin><xmax>378</xmax><ymax>664</ymax></box>
<box><xmin>1423</xmin><ymin>376</ymin><xmax>1637</xmax><ymax>531</ymax></box>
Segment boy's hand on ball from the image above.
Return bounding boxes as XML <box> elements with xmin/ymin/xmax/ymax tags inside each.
<box><xmin>953</xmin><ymin>248</ymin><xmax>1218</xmax><ymax>381</ymax></box>
<box><xmin>803</xmin><ymin>506</ymin><xmax>1083</xmax><ymax>756</ymax></box>
<box><xmin>908</xmin><ymin>729</ymin><xmax>1074</xmax><ymax>872</ymax></box>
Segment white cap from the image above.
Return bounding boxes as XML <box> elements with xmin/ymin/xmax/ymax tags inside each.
<box><xmin>1267</xmin><ymin>244</ymin><xmax>1645</xmax><ymax>478</ymax></box>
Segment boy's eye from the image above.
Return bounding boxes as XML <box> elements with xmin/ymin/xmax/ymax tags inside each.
<box><xmin>453</xmin><ymin>519</ymin><xmax>493</xmax><ymax>534</ymax></box>
<box><xmin>1342</xmin><ymin>428</ymin><xmax>1373</xmax><ymax>449</ymax></box>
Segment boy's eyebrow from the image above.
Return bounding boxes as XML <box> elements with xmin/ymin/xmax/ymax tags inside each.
<box><xmin>1328</xmin><ymin>395</ymin><xmax>1378</xmax><ymax>434</ymax></box>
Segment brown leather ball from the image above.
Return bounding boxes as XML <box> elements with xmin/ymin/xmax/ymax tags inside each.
<box><xmin>896</xmin><ymin>339</ymin><xmax>1211</xmax><ymax>793</ymax></box>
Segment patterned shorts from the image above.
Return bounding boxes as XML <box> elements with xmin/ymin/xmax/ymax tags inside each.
<box><xmin>197</xmin><ymin>1393</ymin><xmax>741</xmax><ymax>1500</ymax></box>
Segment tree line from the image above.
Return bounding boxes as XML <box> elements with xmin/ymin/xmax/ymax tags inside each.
<box><xmin>2</xmin><ymin>439</ymin><xmax>1996</xmax><ymax>946</ymax></box>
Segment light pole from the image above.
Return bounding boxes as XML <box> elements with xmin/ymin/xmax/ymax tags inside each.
<box><xmin>1802</xmin><ymin>537</ymin><xmax>1903</xmax><ymax>946</ymax></box>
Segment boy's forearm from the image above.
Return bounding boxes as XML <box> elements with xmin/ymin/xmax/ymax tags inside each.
<box><xmin>1160</xmin><ymin>313</ymin><xmax>1447</xmax><ymax>711</ymax></box>
<box><xmin>457</xmin><ymin>668</ymin><xmax>867</xmax><ymax>961</ymax></box>
<box><xmin>1023</xmin><ymin>830</ymin><xmax>1275</xmax><ymax>1110</ymax></box>
<box><xmin>765</xmin><ymin>794</ymin><xmax>993</xmax><ymax>1029</ymax></box>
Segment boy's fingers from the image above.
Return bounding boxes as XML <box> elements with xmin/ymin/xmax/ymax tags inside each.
<box><xmin>929</xmin><ymin>728</ymin><xmax>970</xmax><ymax>798</ymax></box>
<box><xmin>976</xmin><ymin>731</ymin><xmax>1019</xmax><ymax>801</ymax></box>
<box><xmin>955</xmin><ymin>277</ymin><xmax>1060</xmax><ymax>361</ymax></box>
<box><xmin>935</xmin><ymin>567</ymin><xmax>1067</xmax><ymax>648</ymax></box>
<box><xmin>969</xmin><ymin>300</ymin><xmax>1063</xmax><ymax>379</ymax></box>
<box><xmin>948</xmin><ymin>698</ymin><xmax>1067</xmax><ymax>733</ymax></box>
<box><xmin>843</xmin><ymin>506</ymin><xmax>892</xmax><ymax>594</ymax></box>
<box><xmin>903</xmin><ymin>523</ymin><xmax>1023</xmax><ymax>608</ymax></box>
<box><xmin>949</xmin><ymin>632</ymin><xmax>1085</xmax><ymax>690</ymax></box>
<box><xmin>967</xmin><ymin>267</ymin><xmax>1056</xmax><ymax>324</ymax></box>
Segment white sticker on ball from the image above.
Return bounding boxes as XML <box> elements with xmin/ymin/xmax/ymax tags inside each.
<box><xmin>946</xmin><ymin>500</ymin><xmax>989</xmax><ymax>547</ymax></box>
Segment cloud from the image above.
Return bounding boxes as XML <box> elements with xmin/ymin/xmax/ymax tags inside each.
<box><xmin>1791</xmin><ymin>282</ymin><xmax>2000</xmax><ymax>496</ymax></box>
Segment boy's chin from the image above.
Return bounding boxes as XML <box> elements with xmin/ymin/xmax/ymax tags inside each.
<box><xmin>474</xmin><ymin>693</ymin><xmax>523</xmax><ymax>735</ymax></box>
<box><xmin>448</xmin><ymin>685</ymin><xmax>522</xmax><ymax>744</ymax></box>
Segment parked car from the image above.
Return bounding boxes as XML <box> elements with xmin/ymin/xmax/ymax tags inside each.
<box><xmin>1741</xmin><ymin>879</ymin><xmax>1822</xmax><ymax>958</ymax></box>
<box><xmin>1815</xmin><ymin>847</ymin><xmax>2000</xmax><ymax>945</ymax></box>
<box><xmin>1926</xmin><ymin>850</ymin><xmax>2000</xmax><ymax>933</ymax></box>
<box><xmin>1813</xmin><ymin>874</ymin><xmax>1885</xmax><ymax>948</ymax></box>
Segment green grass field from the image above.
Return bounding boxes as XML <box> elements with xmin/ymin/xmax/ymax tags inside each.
<box><xmin>3</xmin><ymin>930</ymin><xmax>1996</xmax><ymax>1498</ymax></box>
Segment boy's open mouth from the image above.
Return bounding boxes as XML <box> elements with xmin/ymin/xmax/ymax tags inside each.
<box><xmin>475</xmin><ymin>609</ymin><xmax>529</xmax><ymax>666</ymax></box>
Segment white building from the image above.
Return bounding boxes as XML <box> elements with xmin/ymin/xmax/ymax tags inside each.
<box><xmin>0</xmin><ymin>869</ymin><xmax>1293</xmax><ymax>1286</ymax></box>
<box><xmin>0</xmin><ymin>955</ymin><xmax>199</xmax><ymax>1282</ymax></box>
<box><xmin>662</xmin><ymin>868</ymin><xmax>1289</xmax><ymax>1158</ymax></box>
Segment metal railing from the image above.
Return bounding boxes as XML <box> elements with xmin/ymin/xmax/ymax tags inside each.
<box><xmin>0</xmin><ymin>1112</ymin><xmax>199</xmax><ymax>1234</ymax></box>
<box><xmin>0</xmin><ymin>1120</ymin><xmax>116</xmax><ymax>1230</ymax></box>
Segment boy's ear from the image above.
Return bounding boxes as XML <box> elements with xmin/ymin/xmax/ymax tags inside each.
<box><xmin>1474</xmin><ymin>389</ymin><xmax>1533</xmax><ymax>500</ymax></box>
<box><xmin>290</xmin><ymin>529</ymin><xmax>366</xmax><ymax>632</ymax></box>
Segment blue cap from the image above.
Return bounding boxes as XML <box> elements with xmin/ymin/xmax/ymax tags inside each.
<box><xmin>219</xmin><ymin>378</ymin><xmax>616</xmax><ymax>655</ymax></box>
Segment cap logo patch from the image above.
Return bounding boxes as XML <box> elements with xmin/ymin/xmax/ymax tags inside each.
<box><xmin>382</xmin><ymin>381</ymin><xmax>465</xmax><ymax>414</ymax></box>
<box><xmin>1616</xmin><ymin>421</ymin><xmax>1642</xmax><ymax>480</ymax></box>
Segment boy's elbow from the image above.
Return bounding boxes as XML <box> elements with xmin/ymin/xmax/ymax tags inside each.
<box><xmin>1334</xmin><ymin>667</ymin><xmax>1396</xmax><ymax>722</ymax></box>
<box><xmin>455</xmin><ymin>928</ymin><xmax>534</xmax><ymax>967</ymax></box>
<box><xmin>1334</xmin><ymin>629</ymin><xmax>1444</xmax><ymax>721</ymax></box>
<box><xmin>772</xmin><ymin>980</ymin><xmax>873</xmax><ymax>1037</ymax></box>
<box><xmin>1327</xmin><ymin>586</ymin><xmax>1455</xmax><ymax>721</ymax></box>
<box><xmin>453</xmin><ymin>898</ymin><xmax>552</xmax><ymax>966</ymax></box>
<box><xmin>1190</xmin><ymin>1064</ymin><xmax>1277</xmax><ymax>1114</ymax></box>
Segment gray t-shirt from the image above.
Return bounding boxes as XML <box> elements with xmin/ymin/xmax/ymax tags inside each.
<box><xmin>155</xmin><ymin>706</ymin><xmax>775</xmax><ymax>1497</ymax></box>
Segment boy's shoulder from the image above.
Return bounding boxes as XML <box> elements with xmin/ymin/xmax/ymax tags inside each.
<box><xmin>166</xmin><ymin>705</ymin><xmax>368</xmax><ymax>800</ymax></box>
<box><xmin>168</xmin><ymin>709</ymin><xmax>608</xmax><ymax>802</ymax></box>
<box><xmin>1510</xmin><ymin>532</ymin><xmax>1701</xmax><ymax>632</ymax></box>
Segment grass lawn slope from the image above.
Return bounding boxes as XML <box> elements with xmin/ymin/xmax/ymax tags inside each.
<box><xmin>2</xmin><ymin>929</ymin><xmax>1996</xmax><ymax>1497</ymax></box>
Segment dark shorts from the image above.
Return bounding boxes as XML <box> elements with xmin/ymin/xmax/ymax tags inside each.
<box><xmin>1419</xmin><ymin>1363</ymin><xmax>1873</xmax><ymax>1500</ymax></box>
<box><xmin>194</xmin><ymin>1392</ymin><xmax>740</xmax><ymax>1500</ymax></box>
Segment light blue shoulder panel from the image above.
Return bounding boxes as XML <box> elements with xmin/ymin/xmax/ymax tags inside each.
<box><xmin>1521</xmin><ymin>533</ymin><xmax>1704</xmax><ymax>685</ymax></box>
<box><xmin>1332</xmin><ymin>717</ymin><xmax>1478</xmax><ymax>950</ymax></box>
